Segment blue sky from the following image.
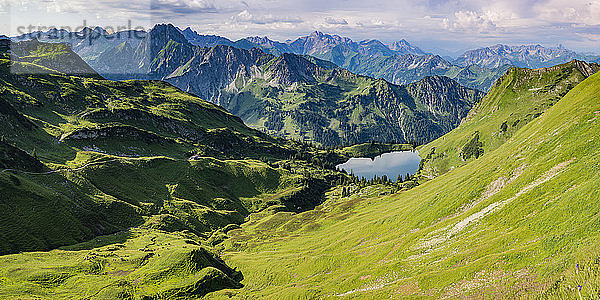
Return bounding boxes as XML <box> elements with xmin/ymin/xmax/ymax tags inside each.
<box><xmin>2</xmin><ymin>0</ymin><xmax>599</xmax><ymax>54</ymax></box>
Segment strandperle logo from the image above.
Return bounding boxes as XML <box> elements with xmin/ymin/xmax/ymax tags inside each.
<box><xmin>7</xmin><ymin>20</ymin><xmax>151</xmax><ymax>75</ymax></box>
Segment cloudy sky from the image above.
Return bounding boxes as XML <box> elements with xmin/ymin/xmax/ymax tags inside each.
<box><xmin>2</xmin><ymin>0</ymin><xmax>599</xmax><ymax>54</ymax></box>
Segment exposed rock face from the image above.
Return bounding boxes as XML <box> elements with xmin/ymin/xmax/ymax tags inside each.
<box><xmin>164</xmin><ymin>45</ymin><xmax>269</xmax><ymax>104</ymax></box>
<box><xmin>61</xmin><ymin>125</ymin><xmax>171</xmax><ymax>144</ymax></box>
<box><xmin>408</xmin><ymin>75</ymin><xmax>478</xmax><ymax>122</ymax></box>
<box><xmin>387</xmin><ymin>39</ymin><xmax>427</xmax><ymax>56</ymax></box>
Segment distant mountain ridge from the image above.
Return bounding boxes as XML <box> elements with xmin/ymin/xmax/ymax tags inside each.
<box><xmin>387</xmin><ymin>39</ymin><xmax>427</xmax><ymax>56</ymax></box>
<box><xmin>11</xmin><ymin>25</ymin><xmax>600</xmax><ymax>92</ymax></box>
<box><xmin>453</xmin><ymin>44</ymin><xmax>598</xmax><ymax>69</ymax></box>
<box><xmin>172</xmin><ymin>28</ymin><xmax>598</xmax><ymax>91</ymax></box>
<box><xmin>178</xmin><ymin>27</ymin><xmax>426</xmax><ymax>60</ymax></box>
<box><xmin>102</xmin><ymin>24</ymin><xmax>484</xmax><ymax>146</ymax></box>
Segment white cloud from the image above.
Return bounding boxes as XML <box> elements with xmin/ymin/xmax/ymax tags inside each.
<box><xmin>324</xmin><ymin>16</ymin><xmax>347</xmax><ymax>25</ymax></box>
<box><xmin>534</xmin><ymin>0</ymin><xmax>600</xmax><ymax>26</ymax></box>
<box><xmin>232</xmin><ymin>9</ymin><xmax>303</xmax><ymax>24</ymax></box>
<box><xmin>442</xmin><ymin>10</ymin><xmax>498</xmax><ymax>32</ymax></box>
<box><xmin>3</xmin><ymin>0</ymin><xmax>600</xmax><ymax>53</ymax></box>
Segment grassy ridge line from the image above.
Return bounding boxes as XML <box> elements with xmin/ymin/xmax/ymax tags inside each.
<box><xmin>0</xmin><ymin>157</ymin><xmax>121</xmax><ymax>175</ymax></box>
<box><xmin>417</xmin><ymin>60</ymin><xmax>599</xmax><ymax>179</ymax></box>
<box><xmin>202</xmin><ymin>70</ymin><xmax>600</xmax><ymax>298</ymax></box>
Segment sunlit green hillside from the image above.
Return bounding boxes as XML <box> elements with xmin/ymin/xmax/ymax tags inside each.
<box><xmin>203</xmin><ymin>66</ymin><xmax>600</xmax><ymax>298</ymax></box>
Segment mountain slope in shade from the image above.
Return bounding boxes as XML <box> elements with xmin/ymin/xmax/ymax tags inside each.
<box><xmin>9</xmin><ymin>39</ymin><xmax>99</xmax><ymax>75</ymax></box>
<box><xmin>88</xmin><ymin>41</ymin><xmax>137</xmax><ymax>73</ymax></box>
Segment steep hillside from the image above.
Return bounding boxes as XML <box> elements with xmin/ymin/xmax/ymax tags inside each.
<box><xmin>418</xmin><ymin>60</ymin><xmax>599</xmax><ymax>178</ymax></box>
<box><xmin>0</xmin><ymin>41</ymin><xmax>368</xmax><ymax>256</ymax></box>
<box><xmin>221</xmin><ymin>68</ymin><xmax>482</xmax><ymax>146</ymax></box>
<box><xmin>202</xmin><ymin>59</ymin><xmax>600</xmax><ymax>299</ymax></box>
<box><xmin>9</xmin><ymin>39</ymin><xmax>98</xmax><ymax>75</ymax></box>
<box><xmin>0</xmin><ymin>39</ymin><xmax>417</xmax><ymax>300</ymax></box>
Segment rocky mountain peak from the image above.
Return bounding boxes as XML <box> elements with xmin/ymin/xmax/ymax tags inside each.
<box><xmin>267</xmin><ymin>53</ymin><xmax>323</xmax><ymax>85</ymax></box>
<box><xmin>150</xmin><ymin>24</ymin><xmax>189</xmax><ymax>45</ymax></box>
<box><xmin>387</xmin><ymin>39</ymin><xmax>426</xmax><ymax>55</ymax></box>
<box><xmin>309</xmin><ymin>31</ymin><xmax>324</xmax><ymax>37</ymax></box>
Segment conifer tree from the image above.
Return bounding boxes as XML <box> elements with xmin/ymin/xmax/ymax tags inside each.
<box><xmin>396</xmin><ymin>174</ymin><xmax>403</xmax><ymax>183</ymax></box>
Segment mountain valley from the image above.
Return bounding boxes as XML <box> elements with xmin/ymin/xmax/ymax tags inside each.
<box><xmin>1</xmin><ymin>15</ymin><xmax>600</xmax><ymax>299</ymax></box>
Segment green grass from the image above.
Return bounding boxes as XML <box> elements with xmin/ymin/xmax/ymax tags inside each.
<box><xmin>0</xmin><ymin>43</ymin><xmax>367</xmax><ymax>257</ymax></box>
<box><xmin>199</xmin><ymin>68</ymin><xmax>600</xmax><ymax>298</ymax></box>
<box><xmin>0</xmin><ymin>229</ymin><xmax>242</xmax><ymax>299</ymax></box>
<box><xmin>418</xmin><ymin>60</ymin><xmax>599</xmax><ymax>179</ymax></box>
<box><xmin>0</xmin><ymin>40</ymin><xmax>426</xmax><ymax>298</ymax></box>
<box><xmin>4</xmin><ymin>40</ymin><xmax>599</xmax><ymax>299</ymax></box>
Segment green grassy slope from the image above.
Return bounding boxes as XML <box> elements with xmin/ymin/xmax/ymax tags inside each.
<box><xmin>0</xmin><ymin>41</ymin><xmax>420</xmax><ymax>299</ymax></box>
<box><xmin>10</xmin><ymin>39</ymin><xmax>99</xmax><ymax>76</ymax></box>
<box><xmin>0</xmin><ymin>229</ymin><xmax>243</xmax><ymax>299</ymax></box>
<box><xmin>201</xmin><ymin>66</ymin><xmax>600</xmax><ymax>298</ymax></box>
<box><xmin>418</xmin><ymin>60</ymin><xmax>599</xmax><ymax>179</ymax></box>
<box><xmin>0</xmin><ymin>42</ymin><xmax>363</xmax><ymax>256</ymax></box>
